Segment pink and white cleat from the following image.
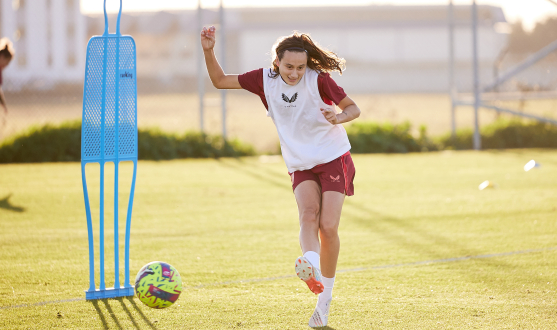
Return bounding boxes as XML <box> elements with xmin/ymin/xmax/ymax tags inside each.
<box><xmin>308</xmin><ymin>297</ymin><xmax>331</xmax><ymax>328</ymax></box>
<box><xmin>295</xmin><ymin>256</ymin><xmax>323</xmax><ymax>294</ymax></box>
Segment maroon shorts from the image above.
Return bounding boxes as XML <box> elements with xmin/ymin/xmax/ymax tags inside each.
<box><xmin>288</xmin><ymin>151</ymin><xmax>356</xmax><ymax>196</ymax></box>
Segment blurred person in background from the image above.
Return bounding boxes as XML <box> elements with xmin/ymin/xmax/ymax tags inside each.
<box><xmin>0</xmin><ymin>38</ymin><xmax>15</xmax><ymax>117</ymax></box>
<box><xmin>201</xmin><ymin>26</ymin><xmax>360</xmax><ymax>328</ymax></box>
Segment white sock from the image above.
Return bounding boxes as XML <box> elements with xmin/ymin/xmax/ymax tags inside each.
<box><xmin>303</xmin><ymin>251</ymin><xmax>320</xmax><ymax>270</ymax></box>
<box><xmin>317</xmin><ymin>276</ymin><xmax>335</xmax><ymax>310</ymax></box>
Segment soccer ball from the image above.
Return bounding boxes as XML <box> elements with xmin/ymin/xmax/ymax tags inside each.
<box><xmin>134</xmin><ymin>261</ymin><xmax>183</xmax><ymax>309</ymax></box>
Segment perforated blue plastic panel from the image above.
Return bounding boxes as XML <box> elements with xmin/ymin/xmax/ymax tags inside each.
<box><xmin>81</xmin><ymin>0</ymin><xmax>138</xmax><ymax>301</ymax></box>
<box><xmin>82</xmin><ymin>36</ymin><xmax>137</xmax><ymax>161</ymax></box>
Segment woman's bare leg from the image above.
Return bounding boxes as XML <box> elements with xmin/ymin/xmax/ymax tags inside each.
<box><xmin>294</xmin><ymin>180</ymin><xmax>322</xmax><ymax>254</ymax></box>
<box><xmin>318</xmin><ymin>191</ymin><xmax>345</xmax><ymax>278</ymax></box>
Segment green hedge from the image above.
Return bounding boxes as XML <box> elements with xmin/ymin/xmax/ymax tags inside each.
<box><xmin>0</xmin><ymin>121</ymin><xmax>82</xmax><ymax>163</ymax></box>
<box><xmin>346</xmin><ymin>119</ymin><xmax>557</xmax><ymax>153</ymax></box>
<box><xmin>437</xmin><ymin>119</ymin><xmax>557</xmax><ymax>150</ymax></box>
<box><xmin>1</xmin><ymin>118</ymin><xmax>555</xmax><ymax>163</ymax></box>
<box><xmin>137</xmin><ymin>129</ymin><xmax>256</xmax><ymax>160</ymax></box>
<box><xmin>0</xmin><ymin>121</ymin><xmax>255</xmax><ymax>163</ymax></box>
<box><xmin>346</xmin><ymin>121</ymin><xmax>438</xmax><ymax>153</ymax></box>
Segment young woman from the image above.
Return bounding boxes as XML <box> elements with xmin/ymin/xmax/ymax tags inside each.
<box><xmin>0</xmin><ymin>38</ymin><xmax>14</xmax><ymax>116</ymax></box>
<box><xmin>0</xmin><ymin>38</ymin><xmax>14</xmax><ymax>132</ymax></box>
<box><xmin>201</xmin><ymin>26</ymin><xmax>360</xmax><ymax>327</ymax></box>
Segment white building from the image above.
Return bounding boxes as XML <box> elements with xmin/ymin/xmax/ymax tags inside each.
<box><xmin>0</xmin><ymin>0</ymin><xmax>86</xmax><ymax>89</ymax></box>
<box><xmin>89</xmin><ymin>5</ymin><xmax>509</xmax><ymax>93</ymax></box>
<box><xmin>233</xmin><ymin>5</ymin><xmax>509</xmax><ymax>93</ymax></box>
<box><xmin>0</xmin><ymin>3</ymin><xmax>509</xmax><ymax>93</ymax></box>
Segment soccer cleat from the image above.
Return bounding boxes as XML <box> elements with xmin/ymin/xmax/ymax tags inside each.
<box><xmin>295</xmin><ymin>256</ymin><xmax>323</xmax><ymax>294</ymax></box>
<box><xmin>308</xmin><ymin>297</ymin><xmax>331</xmax><ymax>328</ymax></box>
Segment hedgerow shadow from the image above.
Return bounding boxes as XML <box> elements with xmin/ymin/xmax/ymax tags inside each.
<box><xmin>225</xmin><ymin>158</ymin><xmax>554</xmax><ymax>289</ymax></box>
<box><xmin>0</xmin><ymin>194</ymin><xmax>25</xmax><ymax>212</ymax></box>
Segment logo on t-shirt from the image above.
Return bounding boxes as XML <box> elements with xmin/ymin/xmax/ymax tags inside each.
<box><xmin>281</xmin><ymin>93</ymin><xmax>298</xmax><ymax>103</ymax></box>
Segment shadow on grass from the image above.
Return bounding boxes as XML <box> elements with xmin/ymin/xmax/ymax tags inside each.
<box><xmin>220</xmin><ymin>158</ymin><xmax>458</xmax><ymax>259</ymax></box>
<box><xmin>343</xmin><ymin>199</ymin><xmax>555</xmax><ymax>288</ymax></box>
<box><xmin>117</xmin><ymin>297</ymin><xmax>141</xmax><ymax>329</ymax></box>
<box><xmin>226</xmin><ymin>157</ymin><xmax>555</xmax><ymax>286</ymax></box>
<box><xmin>0</xmin><ymin>194</ymin><xmax>26</xmax><ymax>212</ymax></box>
<box><xmin>126</xmin><ymin>296</ymin><xmax>157</xmax><ymax>329</ymax></box>
<box><xmin>101</xmin><ymin>299</ymin><xmax>124</xmax><ymax>329</ymax></box>
<box><xmin>90</xmin><ymin>300</ymin><xmax>110</xmax><ymax>329</ymax></box>
<box><xmin>489</xmin><ymin>149</ymin><xmax>557</xmax><ymax>166</ymax></box>
<box><xmin>218</xmin><ymin>158</ymin><xmax>290</xmax><ymax>192</ymax></box>
<box><xmin>219</xmin><ymin>156</ymin><xmax>556</xmax><ymax>301</ymax></box>
<box><xmin>89</xmin><ymin>297</ymin><xmax>156</xmax><ymax>330</ymax></box>
<box><xmin>220</xmin><ymin>158</ymin><xmax>468</xmax><ymax>260</ymax></box>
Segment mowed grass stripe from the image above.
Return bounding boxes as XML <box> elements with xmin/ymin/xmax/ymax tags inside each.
<box><xmin>2</xmin><ymin>245</ymin><xmax>555</xmax><ymax>310</ymax></box>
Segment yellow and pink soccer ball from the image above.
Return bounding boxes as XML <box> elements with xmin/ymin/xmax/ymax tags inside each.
<box><xmin>134</xmin><ymin>261</ymin><xmax>182</xmax><ymax>309</ymax></box>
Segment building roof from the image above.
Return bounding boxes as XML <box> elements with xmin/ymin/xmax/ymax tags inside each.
<box><xmin>237</xmin><ymin>5</ymin><xmax>506</xmax><ymax>29</ymax></box>
<box><xmin>87</xmin><ymin>4</ymin><xmax>506</xmax><ymax>36</ymax></box>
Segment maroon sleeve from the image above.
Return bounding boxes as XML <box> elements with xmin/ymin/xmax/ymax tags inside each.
<box><xmin>318</xmin><ymin>73</ymin><xmax>347</xmax><ymax>106</ymax></box>
<box><xmin>238</xmin><ymin>68</ymin><xmax>268</xmax><ymax>110</ymax></box>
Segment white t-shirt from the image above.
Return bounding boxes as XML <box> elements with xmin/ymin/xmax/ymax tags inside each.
<box><xmin>262</xmin><ymin>68</ymin><xmax>351</xmax><ymax>172</ymax></box>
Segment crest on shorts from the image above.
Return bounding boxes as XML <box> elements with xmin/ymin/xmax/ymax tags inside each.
<box><xmin>282</xmin><ymin>93</ymin><xmax>298</xmax><ymax>103</ymax></box>
<box><xmin>330</xmin><ymin>175</ymin><xmax>340</xmax><ymax>182</ymax></box>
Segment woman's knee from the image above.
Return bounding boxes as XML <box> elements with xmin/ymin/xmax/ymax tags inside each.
<box><xmin>319</xmin><ymin>221</ymin><xmax>339</xmax><ymax>238</ymax></box>
<box><xmin>299</xmin><ymin>207</ymin><xmax>320</xmax><ymax>226</ymax></box>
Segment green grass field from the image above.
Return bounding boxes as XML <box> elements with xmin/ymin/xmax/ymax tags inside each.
<box><xmin>1</xmin><ymin>150</ymin><xmax>557</xmax><ymax>329</ymax></box>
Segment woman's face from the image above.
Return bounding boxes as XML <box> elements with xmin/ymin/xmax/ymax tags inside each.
<box><xmin>275</xmin><ymin>50</ymin><xmax>307</xmax><ymax>86</ymax></box>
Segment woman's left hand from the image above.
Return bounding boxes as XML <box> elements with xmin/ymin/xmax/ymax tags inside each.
<box><xmin>321</xmin><ymin>107</ymin><xmax>340</xmax><ymax>125</ymax></box>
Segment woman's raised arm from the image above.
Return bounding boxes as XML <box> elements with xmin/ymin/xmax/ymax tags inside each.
<box><xmin>201</xmin><ymin>26</ymin><xmax>241</xmax><ymax>89</ymax></box>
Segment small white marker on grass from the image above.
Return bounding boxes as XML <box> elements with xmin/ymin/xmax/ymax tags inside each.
<box><xmin>524</xmin><ymin>160</ymin><xmax>541</xmax><ymax>172</ymax></box>
<box><xmin>478</xmin><ymin>180</ymin><xmax>497</xmax><ymax>190</ymax></box>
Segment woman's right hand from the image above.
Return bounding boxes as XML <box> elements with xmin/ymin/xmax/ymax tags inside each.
<box><xmin>200</xmin><ymin>26</ymin><xmax>216</xmax><ymax>51</ymax></box>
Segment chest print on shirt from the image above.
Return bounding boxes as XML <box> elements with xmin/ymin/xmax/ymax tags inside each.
<box><xmin>281</xmin><ymin>93</ymin><xmax>298</xmax><ymax>103</ymax></box>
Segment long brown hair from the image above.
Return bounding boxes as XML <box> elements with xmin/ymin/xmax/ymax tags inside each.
<box><xmin>0</xmin><ymin>38</ymin><xmax>15</xmax><ymax>60</ymax></box>
<box><xmin>269</xmin><ymin>32</ymin><xmax>345</xmax><ymax>78</ymax></box>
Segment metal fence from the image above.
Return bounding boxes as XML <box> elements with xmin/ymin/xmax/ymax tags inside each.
<box><xmin>1</xmin><ymin>2</ymin><xmax>557</xmax><ymax>152</ymax></box>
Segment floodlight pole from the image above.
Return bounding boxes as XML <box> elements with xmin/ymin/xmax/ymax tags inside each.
<box><xmin>448</xmin><ymin>0</ymin><xmax>456</xmax><ymax>139</ymax></box>
<box><xmin>483</xmin><ymin>39</ymin><xmax>557</xmax><ymax>92</ymax></box>
<box><xmin>219</xmin><ymin>0</ymin><xmax>227</xmax><ymax>138</ymax></box>
<box><xmin>452</xmin><ymin>0</ymin><xmax>557</xmax><ymax>130</ymax></box>
<box><xmin>471</xmin><ymin>0</ymin><xmax>481</xmax><ymax>150</ymax></box>
<box><xmin>197</xmin><ymin>0</ymin><xmax>205</xmax><ymax>132</ymax></box>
